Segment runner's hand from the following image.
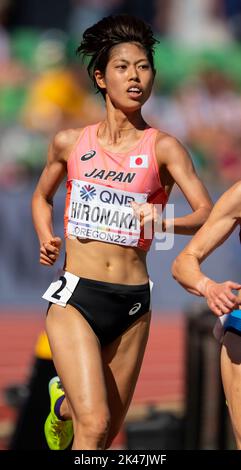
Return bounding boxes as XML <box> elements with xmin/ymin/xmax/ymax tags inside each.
<box><xmin>204</xmin><ymin>279</ymin><xmax>241</xmax><ymax>316</ymax></box>
<box><xmin>40</xmin><ymin>237</ymin><xmax>62</xmax><ymax>266</ymax></box>
<box><xmin>131</xmin><ymin>201</ymin><xmax>158</xmax><ymax>227</ymax></box>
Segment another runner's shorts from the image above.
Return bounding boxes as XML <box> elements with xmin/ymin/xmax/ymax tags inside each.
<box><xmin>223</xmin><ymin>309</ymin><xmax>241</xmax><ymax>336</ymax></box>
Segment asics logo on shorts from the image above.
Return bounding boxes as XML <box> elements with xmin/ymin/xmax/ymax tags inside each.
<box><xmin>128</xmin><ymin>302</ymin><xmax>142</xmax><ymax>315</ymax></box>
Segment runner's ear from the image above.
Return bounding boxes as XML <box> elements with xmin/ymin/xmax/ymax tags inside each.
<box><xmin>94</xmin><ymin>70</ymin><xmax>106</xmax><ymax>90</ymax></box>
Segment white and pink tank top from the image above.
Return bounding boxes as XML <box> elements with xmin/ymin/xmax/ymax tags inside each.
<box><xmin>64</xmin><ymin>123</ymin><xmax>168</xmax><ymax>251</ymax></box>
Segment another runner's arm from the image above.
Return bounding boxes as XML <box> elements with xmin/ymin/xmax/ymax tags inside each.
<box><xmin>172</xmin><ymin>183</ymin><xmax>241</xmax><ymax>312</ymax></box>
<box><xmin>156</xmin><ymin>135</ymin><xmax>213</xmax><ymax>235</ymax></box>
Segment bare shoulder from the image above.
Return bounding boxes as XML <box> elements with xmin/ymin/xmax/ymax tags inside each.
<box><xmin>52</xmin><ymin>128</ymin><xmax>82</xmax><ymax>155</ymax></box>
<box><xmin>155</xmin><ymin>130</ymin><xmax>179</xmax><ymax>151</ymax></box>
<box><xmin>47</xmin><ymin>128</ymin><xmax>83</xmax><ymax>165</ymax></box>
<box><xmin>155</xmin><ymin>131</ymin><xmax>188</xmax><ymax>164</ymax></box>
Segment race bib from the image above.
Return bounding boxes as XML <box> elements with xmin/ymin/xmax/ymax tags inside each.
<box><xmin>67</xmin><ymin>179</ymin><xmax>147</xmax><ymax>247</ymax></box>
<box><xmin>42</xmin><ymin>270</ymin><xmax>79</xmax><ymax>307</ymax></box>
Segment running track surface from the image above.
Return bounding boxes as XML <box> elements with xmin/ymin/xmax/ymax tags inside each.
<box><xmin>0</xmin><ymin>311</ymin><xmax>185</xmax><ymax>449</ymax></box>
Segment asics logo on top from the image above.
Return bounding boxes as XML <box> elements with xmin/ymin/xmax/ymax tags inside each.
<box><xmin>128</xmin><ymin>302</ymin><xmax>142</xmax><ymax>315</ymax></box>
<box><xmin>80</xmin><ymin>185</ymin><xmax>97</xmax><ymax>201</ymax></box>
<box><xmin>80</xmin><ymin>150</ymin><xmax>96</xmax><ymax>161</ymax></box>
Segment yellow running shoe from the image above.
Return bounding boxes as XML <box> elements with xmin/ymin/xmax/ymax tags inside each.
<box><xmin>44</xmin><ymin>376</ymin><xmax>73</xmax><ymax>450</ymax></box>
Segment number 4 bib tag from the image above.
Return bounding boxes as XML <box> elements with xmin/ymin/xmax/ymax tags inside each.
<box><xmin>42</xmin><ymin>270</ymin><xmax>79</xmax><ymax>307</ymax></box>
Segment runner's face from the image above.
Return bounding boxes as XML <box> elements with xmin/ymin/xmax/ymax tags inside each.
<box><xmin>95</xmin><ymin>42</ymin><xmax>154</xmax><ymax>112</ymax></box>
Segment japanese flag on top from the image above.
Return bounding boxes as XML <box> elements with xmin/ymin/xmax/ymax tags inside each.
<box><xmin>129</xmin><ymin>154</ymin><xmax>149</xmax><ymax>168</ymax></box>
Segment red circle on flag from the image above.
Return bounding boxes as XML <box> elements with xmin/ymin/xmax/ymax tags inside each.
<box><xmin>135</xmin><ymin>157</ymin><xmax>143</xmax><ymax>165</ymax></box>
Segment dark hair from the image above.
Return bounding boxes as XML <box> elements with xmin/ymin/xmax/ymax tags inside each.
<box><xmin>76</xmin><ymin>14</ymin><xmax>158</xmax><ymax>96</ymax></box>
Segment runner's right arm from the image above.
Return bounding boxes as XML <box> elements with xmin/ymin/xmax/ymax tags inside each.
<box><xmin>32</xmin><ymin>130</ymin><xmax>79</xmax><ymax>266</ymax></box>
